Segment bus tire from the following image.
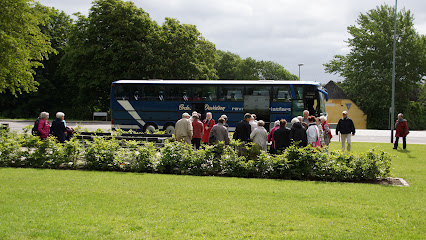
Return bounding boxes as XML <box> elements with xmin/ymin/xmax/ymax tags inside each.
<box><xmin>164</xmin><ymin>125</ymin><xmax>175</xmax><ymax>135</ymax></box>
<box><xmin>144</xmin><ymin>124</ymin><xmax>157</xmax><ymax>134</ymax></box>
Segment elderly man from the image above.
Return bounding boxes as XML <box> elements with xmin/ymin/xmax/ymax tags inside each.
<box><xmin>208</xmin><ymin>118</ymin><xmax>230</xmax><ymax>145</ymax></box>
<box><xmin>302</xmin><ymin>110</ymin><xmax>310</xmax><ymax>125</ymax></box>
<box><xmin>175</xmin><ymin>113</ymin><xmax>193</xmax><ymax>144</ymax></box>
<box><xmin>336</xmin><ymin>111</ymin><xmax>355</xmax><ymax>151</ymax></box>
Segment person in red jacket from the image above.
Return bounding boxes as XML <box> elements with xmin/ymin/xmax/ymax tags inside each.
<box><xmin>191</xmin><ymin>114</ymin><xmax>204</xmax><ymax>149</ymax></box>
<box><xmin>394</xmin><ymin>113</ymin><xmax>409</xmax><ymax>149</ymax></box>
<box><xmin>38</xmin><ymin>112</ymin><xmax>50</xmax><ymax>139</ymax></box>
<box><xmin>202</xmin><ymin>112</ymin><xmax>215</xmax><ymax>143</ymax></box>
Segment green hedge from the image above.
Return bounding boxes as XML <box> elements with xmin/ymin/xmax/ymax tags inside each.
<box><xmin>0</xmin><ymin>129</ymin><xmax>391</xmax><ymax>182</ymax></box>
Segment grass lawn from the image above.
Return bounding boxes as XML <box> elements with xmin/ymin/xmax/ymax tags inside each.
<box><xmin>0</xmin><ymin>142</ymin><xmax>424</xmax><ymax>239</ymax></box>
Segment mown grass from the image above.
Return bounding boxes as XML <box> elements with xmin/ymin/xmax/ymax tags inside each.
<box><xmin>0</xmin><ymin>142</ymin><xmax>424</xmax><ymax>239</ymax></box>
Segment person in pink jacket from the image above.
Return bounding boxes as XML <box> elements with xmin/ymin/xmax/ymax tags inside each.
<box><xmin>38</xmin><ymin>112</ymin><xmax>50</xmax><ymax>139</ymax></box>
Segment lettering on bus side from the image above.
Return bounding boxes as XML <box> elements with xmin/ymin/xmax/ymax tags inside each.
<box><xmin>231</xmin><ymin>107</ymin><xmax>244</xmax><ymax>111</ymax></box>
<box><xmin>270</xmin><ymin>107</ymin><xmax>291</xmax><ymax>112</ymax></box>
<box><xmin>204</xmin><ymin>104</ymin><xmax>226</xmax><ymax>111</ymax></box>
<box><xmin>179</xmin><ymin>104</ymin><xmax>191</xmax><ymax>110</ymax></box>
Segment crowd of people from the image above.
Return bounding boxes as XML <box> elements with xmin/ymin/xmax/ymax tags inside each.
<box><xmin>33</xmin><ymin>111</ymin><xmax>74</xmax><ymax>143</ymax></box>
<box><xmin>174</xmin><ymin>110</ymin><xmax>359</xmax><ymax>153</ymax></box>
<box><xmin>35</xmin><ymin>109</ymin><xmax>409</xmax><ymax>151</ymax></box>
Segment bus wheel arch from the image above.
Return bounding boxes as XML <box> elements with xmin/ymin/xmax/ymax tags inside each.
<box><xmin>163</xmin><ymin>123</ymin><xmax>175</xmax><ymax>135</ymax></box>
<box><xmin>144</xmin><ymin>122</ymin><xmax>158</xmax><ymax>133</ymax></box>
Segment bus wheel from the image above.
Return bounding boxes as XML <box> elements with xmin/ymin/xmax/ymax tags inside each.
<box><xmin>144</xmin><ymin>125</ymin><xmax>156</xmax><ymax>134</ymax></box>
<box><xmin>164</xmin><ymin>125</ymin><xmax>175</xmax><ymax>135</ymax></box>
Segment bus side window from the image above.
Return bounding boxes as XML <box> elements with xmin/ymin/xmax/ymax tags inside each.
<box><xmin>192</xmin><ymin>86</ymin><xmax>217</xmax><ymax>101</ymax></box>
<box><xmin>166</xmin><ymin>86</ymin><xmax>190</xmax><ymax>101</ymax></box>
<box><xmin>130</xmin><ymin>85</ymin><xmax>142</xmax><ymax>101</ymax></box>
<box><xmin>143</xmin><ymin>85</ymin><xmax>164</xmax><ymax>101</ymax></box>
<box><xmin>273</xmin><ymin>86</ymin><xmax>291</xmax><ymax>102</ymax></box>
<box><xmin>246</xmin><ymin>86</ymin><xmax>271</xmax><ymax>97</ymax></box>
<box><xmin>203</xmin><ymin>86</ymin><xmax>217</xmax><ymax>101</ymax></box>
<box><xmin>115</xmin><ymin>85</ymin><xmax>130</xmax><ymax>100</ymax></box>
<box><xmin>219</xmin><ymin>86</ymin><xmax>243</xmax><ymax>101</ymax></box>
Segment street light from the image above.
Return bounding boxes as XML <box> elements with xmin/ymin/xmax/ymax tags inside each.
<box><xmin>298</xmin><ymin>63</ymin><xmax>304</xmax><ymax>80</ymax></box>
<box><xmin>391</xmin><ymin>0</ymin><xmax>397</xmax><ymax>143</ymax></box>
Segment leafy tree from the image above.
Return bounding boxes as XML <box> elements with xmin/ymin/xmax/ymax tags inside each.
<box><xmin>215</xmin><ymin>50</ymin><xmax>297</xmax><ymax>80</ymax></box>
<box><xmin>324</xmin><ymin>5</ymin><xmax>426</xmax><ymax>129</ymax></box>
<box><xmin>0</xmin><ymin>0</ymin><xmax>55</xmax><ymax>95</ymax></box>
<box><xmin>61</xmin><ymin>0</ymin><xmax>158</xmax><ymax>116</ymax></box>
<box><xmin>154</xmin><ymin>18</ymin><xmax>217</xmax><ymax>80</ymax></box>
<box><xmin>215</xmin><ymin>50</ymin><xmax>242</xmax><ymax>80</ymax></box>
<box><xmin>62</xmin><ymin>0</ymin><xmax>218</xmax><ymax>116</ymax></box>
<box><xmin>258</xmin><ymin>61</ymin><xmax>298</xmax><ymax>80</ymax></box>
<box><xmin>0</xmin><ymin>4</ymin><xmax>72</xmax><ymax>118</ymax></box>
<box><xmin>235</xmin><ymin>57</ymin><xmax>260</xmax><ymax>80</ymax></box>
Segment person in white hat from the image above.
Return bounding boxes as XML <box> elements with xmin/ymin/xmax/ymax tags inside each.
<box><xmin>336</xmin><ymin>110</ymin><xmax>355</xmax><ymax>151</ymax></box>
<box><xmin>175</xmin><ymin>112</ymin><xmax>193</xmax><ymax>144</ymax></box>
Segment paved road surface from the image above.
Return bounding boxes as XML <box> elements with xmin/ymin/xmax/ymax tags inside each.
<box><xmin>1</xmin><ymin>119</ymin><xmax>425</xmax><ymax>144</ymax></box>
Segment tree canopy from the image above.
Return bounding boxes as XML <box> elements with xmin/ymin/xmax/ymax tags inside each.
<box><xmin>0</xmin><ymin>0</ymin><xmax>55</xmax><ymax>95</ymax></box>
<box><xmin>215</xmin><ymin>50</ymin><xmax>298</xmax><ymax>80</ymax></box>
<box><xmin>324</xmin><ymin>4</ymin><xmax>426</xmax><ymax>129</ymax></box>
<box><xmin>0</xmin><ymin>0</ymin><xmax>297</xmax><ymax>118</ymax></box>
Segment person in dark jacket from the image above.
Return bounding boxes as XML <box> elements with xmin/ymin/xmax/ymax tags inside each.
<box><xmin>290</xmin><ymin>117</ymin><xmax>307</xmax><ymax>147</ymax></box>
<box><xmin>51</xmin><ymin>112</ymin><xmax>67</xmax><ymax>143</ymax></box>
<box><xmin>233</xmin><ymin>113</ymin><xmax>252</xmax><ymax>142</ymax></box>
<box><xmin>273</xmin><ymin>119</ymin><xmax>291</xmax><ymax>151</ymax></box>
<box><xmin>336</xmin><ymin>111</ymin><xmax>355</xmax><ymax>151</ymax></box>
<box><xmin>393</xmin><ymin>113</ymin><xmax>409</xmax><ymax>149</ymax></box>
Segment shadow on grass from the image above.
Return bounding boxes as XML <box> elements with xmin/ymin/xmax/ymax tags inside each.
<box><xmin>394</xmin><ymin>148</ymin><xmax>415</xmax><ymax>158</ymax></box>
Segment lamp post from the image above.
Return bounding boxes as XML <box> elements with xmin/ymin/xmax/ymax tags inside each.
<box><xmin>298</xmin><ymin>63</ymin><xmax>304</xmax><ymax>80</ymax></box>
<box><xmin>391</xmin><ymin>0</ymin><xmax>397</xmax><ymax>143</ymax></box>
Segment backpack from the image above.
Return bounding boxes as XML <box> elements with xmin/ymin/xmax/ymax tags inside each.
<box><xmin>32</xmin><ymin>118</ymin><xmax>41</xmax><ymax>136</ymax></box>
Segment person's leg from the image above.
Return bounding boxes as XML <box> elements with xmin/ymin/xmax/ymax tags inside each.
<box><xmin>393</xmin><ymin>137</ymin><xmax>399</xmax><ymax>149</ymax></box>
<box><xmin>191</xmin><ymin>138</ymin><xmax>196</xmax><ymax>148</ymax></box>
<box><xmin>341</xmin><ymin>134</ymin><xmax>347</xmax><ymax>151</ymax></box>
<box><xmin>347</xmin><ymin>134</ymin><xmax>352</xmax><ymax>151</ymax></box>
<box><xmin>403</xmin><ymin>137</ymin><xmax>406</xmax><ymax>149</ymax></box>
<box><xmin>324</xmin><ymin>134</ymin><xmax>330</xmax><ymax>146</ymax></box>
<box><xmin>196</xmin><ymin>138</ymin><xmax>201</xmax><ymax>149</ymax></box>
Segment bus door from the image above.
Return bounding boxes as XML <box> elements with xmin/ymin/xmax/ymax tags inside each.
<box><xmin>291</xmin><ymin>85</ymin><xmax>320</xmax><ymax>117</ymax></box>
<box><xmin>244</xmin><ymin>86</ymin><xmax>271</xmax><ymax>123</ymax></box>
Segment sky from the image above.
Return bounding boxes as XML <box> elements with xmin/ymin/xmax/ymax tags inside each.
<box><xmin>37</xmin><ymin>0</ymin><xmax>426</xmax><ymax>84</ymax></box>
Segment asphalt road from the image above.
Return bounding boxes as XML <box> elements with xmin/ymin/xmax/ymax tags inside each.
<box><xmin>1</xmin><ymin>119</ymin><xmax>425</xmax><ymax>144</ymax></box>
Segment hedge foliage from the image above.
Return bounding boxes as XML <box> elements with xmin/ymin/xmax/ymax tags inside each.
<box><xmin>0</xmin><ymin>129</ymin><xmax>392</xmax><ymax>182</ymax></box>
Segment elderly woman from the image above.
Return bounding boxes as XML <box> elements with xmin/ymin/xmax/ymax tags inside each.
<box><xmin>319</xmin><ymin>116</ymin><xmax>332</xmax><ymax>148</ymax></box>
<box><xmin>250</xmin><ymin>120</ymin><xmax>268</xmax><ymax>151</ymax></box>
<box><xmin>306</xmin><ymin>116</ymin><xmax>320</xmax><ymax>147</ymax></box>
<box><xmin>290</xmin><ymin>117</ymin><xmax>307</xmax><ymax>147</ymax></box>
<box><xmin>51</xmin><ymin>112</ymin><xmax>67</xmax><ymax>143</ymax></box>
<box><xmin>267</xmin><ymin>120</ymin><xmax>280</xmax><ymax>153</ymax></box>
<box><xmin>38</xmin><ymin>112</ymin><xmax>50</xmax><ymax>139</ymax></box>
<box><xmin>273</xmin><ymin>119</ymin><xmax>291</xmax><ymax>151</ymax></box>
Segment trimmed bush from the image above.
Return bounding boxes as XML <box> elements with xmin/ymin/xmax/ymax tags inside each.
<box><xmin>85</xmin><ymin>137</ymin><xmax>120</xmax><ymax>171</ymax></box>
<box><xmin>0</xmin><ymin>130</ymin><xmax>392</xmax><ymax>182</ymax></box>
